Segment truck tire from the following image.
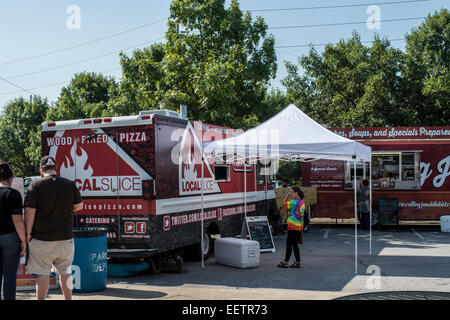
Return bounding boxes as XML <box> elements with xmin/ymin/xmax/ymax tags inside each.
<box><xmin>185</xmin><ymin>232</ymin><xmax>212</xmax><ymax>262</ymax></box>
<box><xmin>147</xmin><ymin>257</ymin><xmax>161</xmax><ymax>274</ymax></box>
<box><xmin>370</xmin><ymin>208</ymin><xmax>379</xmax><ymax>227</ymax></box>
<box><xmin>303</xmin><ymin>211</ymin><xmax>310</xmax><ymax>233</ymax></box>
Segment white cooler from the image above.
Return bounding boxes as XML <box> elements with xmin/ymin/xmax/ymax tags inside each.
<box><xmin>214</xmin><ymin>237</ymin><xmax>260</xmax><ymax>268</ymax></box>
<box><xmin>440</xmin><ymin>216</ymin><xmax>450</xmax><ymax>232</ymax></box>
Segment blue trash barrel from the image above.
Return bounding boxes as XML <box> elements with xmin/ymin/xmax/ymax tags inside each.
<box><xmin>72</xmin><ymin>228</ymin><xmax>107</xmax><ymax>293</ymax></box>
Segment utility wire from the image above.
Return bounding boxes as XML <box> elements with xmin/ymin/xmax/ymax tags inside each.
<box><xmin>0</xmin><ymin>76</ymin><xmax>34</xmax><ymax>95</ymax></box>
<box><xmin>269</xmin><ymin>17</ymin><xmax>425</xmax><ymax>30</ymax></box>
<box><xmin>250</xmin><ymin>0</ymin><xmax>430</xmax><ymax>12</ymax></box>
<box><xmin>275</xmin><ymin>38</ymin><xmax>405</xmax><ymax>49</ymax></box>
<box><xmin>0</xmin><ymin>18</ymin><xmax>167</xmax><ymax>66</ymax></box>
<box><xmin>0</xmin><ymin>67</ymin><xmax>122</xmax><ymax>96</ymax></box>
<box><xmin>1</xmin><ymin>36</ymin><xmax>407</xmax><ymax>96</ymax></box>
<box><xmin>3</xmin><ymin>36</ymin><xmax>165</xmax><ymax>80</ymax></box>
<box><xmin>3</xmin><ymin>17</ymin><xmax>422</xmax><ymax>81</ymax></box>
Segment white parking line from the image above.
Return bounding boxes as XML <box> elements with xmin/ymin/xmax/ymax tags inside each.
<box><xmin>412</xmin><ymin>228</ymin><xmax>424</xmax><ymax>240</ymax></box>
<box><xmin>323</xmin><ymin>229</ymin><xmax>330</xmax><ymax>239</ymax></box>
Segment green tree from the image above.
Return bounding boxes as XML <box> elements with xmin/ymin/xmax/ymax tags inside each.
<box><xmin>260</xmin><ymin>88</ymin><xmax>288</xmax><ymax>122</ymax></box>
<box><xmin>108</xmin><ymin>43</ymin><xmax>166</xmax><ymax>116</ymax></box>
<box><xmin>47</xmin><ymin>71</ymin><xmax>118</xmax><ymax>121</ymax></box>
<box><xmin>403</xmin><ymin>8</ymin><xmax>449</xmax><ymax>125</ymax></box>
<box><xmin>114</xmin><ymin>0</ymin><xmax>277</xmax><ymax>129</ymax></box>
<box><xmin>282</xmin><ymin>32</ymin><xmax>409</xmax><ymax>127</ymax></box>
<box><xmin>275</xmin><ymin>161</ymin><xmax>302</xmax><ymax>186</ymax></box>
<box><xmin>0</xmin><ymin>96</ymin><xmax>49</xmax><ymax>176</ymax></box>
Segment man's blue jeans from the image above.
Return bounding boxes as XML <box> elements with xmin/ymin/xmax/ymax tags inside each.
<box><xmin>0</xmin><ymin>232</ymin><xmax>21</xmax><ymax>300</ymax></box>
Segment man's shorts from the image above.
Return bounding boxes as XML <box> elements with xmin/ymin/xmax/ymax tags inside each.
<box><xmin>26</xmin><ymin>238</ymin><xmax>74</xmax><ymax>276</ymax></box>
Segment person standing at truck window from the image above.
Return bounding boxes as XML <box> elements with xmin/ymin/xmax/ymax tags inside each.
<box><xmin>358</xmin><ymin>180</ymin><xmax>370</xmax><ymax>230</ymax></box>
<box><xmin>275</xmin><ymin>179</ymin><xmax>290</xmax><ymax>231</ymax></box>
<box><xmin>24</xmin><ymin>156</ymin><xmax>83</xmax><ymax>300</ymax></box>
<box><xmin>277</xmin><ymin>186</ymin><xmax>305</xmax><ymax>269</ymax></box>
<box><xmin>0</xmin><ymin>162</ymin><xmax>26</xmax><ymax>300</ymax></box>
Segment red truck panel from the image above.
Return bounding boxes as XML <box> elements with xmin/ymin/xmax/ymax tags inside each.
<box><xmin>304</xmin><ymin>127</ymin><xmax>450</xmax><ymax>221</ymax></box>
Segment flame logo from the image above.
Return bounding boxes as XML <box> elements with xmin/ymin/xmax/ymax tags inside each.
<box><xmin>179</xmin><ymin>122</ymin><xmax>221</xmax><ymax>195</ymax></box>
<box><xmin>181</xmin><ymin>130</ymin><xmax>202</xmax><ymax>179</ymax></box>
<box><xmin>59</xmin><ymin>141</ymin><xmax>93</xmax><ymax>181</ymax></box>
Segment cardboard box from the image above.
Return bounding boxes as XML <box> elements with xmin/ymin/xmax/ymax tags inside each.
<box><xmin>16</xmin><ymin>260</ymin><xmax>59</xmax><ymax>291</ymax></box>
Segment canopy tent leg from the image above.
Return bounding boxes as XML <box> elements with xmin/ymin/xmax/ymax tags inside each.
<box><xmin>244</xmin><ymin>157</ymin><xmax>247</xmax><ymax>220</ymax></box>
<box><xmin>240</xmin><ymin>157</ymin><xmax>248</xmax><ymax>239</ymax></box>
<box><xmin>354</xmin><ymin>160</ymin><xmax>358</xmax><ymax>274</ymax></box>
<box><xmin>201</xmin><ymin>141</ymin><xmax>205</xmax><ymax>269</ymax></box>
<box><xmin>369</xmin><ymin>160</ymin><xmax>372</xmax><ymax>255</ymax></box>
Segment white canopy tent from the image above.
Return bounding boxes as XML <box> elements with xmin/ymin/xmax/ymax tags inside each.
<box><xmin>200</xmin><ymin>104</ymin><xmax>373</xmax><ymax>273</ymax></box>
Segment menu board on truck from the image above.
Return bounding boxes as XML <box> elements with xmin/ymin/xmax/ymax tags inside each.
<box><xmin>305</xmin><ymin>160</ymin><xmax>345</xmax><ymax>190</ymax></box>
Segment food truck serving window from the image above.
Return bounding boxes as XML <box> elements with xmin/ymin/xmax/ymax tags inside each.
<box><xmin>214</xmin><ymin>157</ymin><xmax>230</xmax><ymax>181</ymax></box>
<box><xmin>344</xmin><ymin>151</ymin><xmax>422</xmax><ymax>190</ymax></box>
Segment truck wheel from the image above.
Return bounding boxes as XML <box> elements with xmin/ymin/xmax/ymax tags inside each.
<box><xmin>175</xmin><ymin>255</ymin><xmax>184</xmax><ymax>273</ymax></box>
<box><xmin>303</xmin><ymin>213</ymin><xmax>310</xmax><ymax>233</ymax></box>
<box><xmin>147</xmin><ymin>257</ymin><xmax>161</xmax><ymax>274</ymax></box>
<box><xmin>187</xmin><ymin>232</ymin><xmax>212</xmax><ymax>261</ymax></box>
<box><xmin>199</xmin><ymin>232</ymin><xmax>212</xmax><ymax>260</ymax></box>
<box><xmin>370</xmin><ymin>209</ymin><xmax>379</xmax><ymax>227</ymax></box>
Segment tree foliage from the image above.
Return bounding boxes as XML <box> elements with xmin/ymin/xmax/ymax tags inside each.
<box><xmin>282</xmin><ymin>32</ymin><xmax>409</xmax><ymax>127</ymax></box>
<box><xmin>0</xmin><ymin>96</ymin><xmax>49</xmax><ymax>176</ymax></box>
<box><xmin>113</xmin><ymin>0</ymin><xmax>277</xmax><ymax>129</ymax></box>
<box><xmin>108</xmin><ymin>43</ymin><xmax>166</xmax><ymax>116</ymax></box>
<box><xmin>403</xmin><ymin>8</ymin><xmax>449</xmax><ymax>125</ymax></box>
<box><xmin>47</xmin><ymin>71</ymin><xmax>118</xmax><ymax>121</ymax></box>
<box><xmin>282</xmin><ymin>9</ymin><xmax>449</xmax><ymax>127</ymax></box>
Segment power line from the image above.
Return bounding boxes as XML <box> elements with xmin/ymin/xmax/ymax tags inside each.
<box><xmin>0</xmin><ymin>67</ymin><xmax>122</xmax><ymax>96</ymax></box>
<box><xmin>0</xmin><ymin>76</ymin><xmax>34</xmax><ymax>95</ymax></box>
<box><xmin>269</xmin><ymin>17</ymin><xmax>425</xmax><ymax>30</ymax></box>
<box><xmin>250</xmin><ymin>0</ymin><xmax>430</xmax><ymax>12</ymax></box>
<box><xmin>1</xmin><ymin>36</ymin><xmax>407</xmax><ymax>96</ymax></box>
<box><xmin>0</xmin><ymin>18</ymin><xmax>167</xmax><ymax>66</ymax></box>
<box><xmin>275</xmin><ymin>38</ymin><xmax>405</xmax><ymax>49</ymax></box>
<box><xmin>0</xmin><ymin>81</ymin><xmax>67</xmax><ymax>96</ymax></box>
<box><xmin>3</xmin><ymin>36</ymin><xmax>165</xmax><ymax>81</ymax></box>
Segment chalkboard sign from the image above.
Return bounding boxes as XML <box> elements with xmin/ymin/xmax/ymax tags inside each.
<box><xmin>245</xmin><ymin>216</ymin><xmax>276</xmax><ymax>253</ymax></box>
<box><xmin>378</xmin><ymin>198</ymin><xmax>399</xmax><ymax>230</ymax></box>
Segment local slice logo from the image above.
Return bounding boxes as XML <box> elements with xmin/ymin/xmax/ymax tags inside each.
<box><xmin>49</xmin><ymin>129</ymin><xmax>152</xmax><ymax>197</ymax></box>
<box><xmin>179</xmin><ymin>122</ymin><xmax>221</xmax><ymax>196</ymax></box>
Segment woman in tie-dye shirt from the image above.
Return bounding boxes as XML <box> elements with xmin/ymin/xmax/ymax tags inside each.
<box><xmin>277</xmin><ymin>186</ymin><xmax>305</xmax><ymax>268</ymax></box>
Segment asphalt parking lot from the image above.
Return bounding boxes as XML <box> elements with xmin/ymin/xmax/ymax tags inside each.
<box><xmin>16</xmin><ymin>224</ymin><xmax>450</xmax><ymax>300</ymax></box>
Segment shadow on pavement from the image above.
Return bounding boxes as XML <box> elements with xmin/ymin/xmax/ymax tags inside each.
<box><xmin>75</xmin><ymin>287</ymin><xmax>168</xmax><ymax>299</ymax></box>
<box><xmin>103</xmin><ymin>227</ymin><xmax>450</xmax><ymax>293</ymax></box>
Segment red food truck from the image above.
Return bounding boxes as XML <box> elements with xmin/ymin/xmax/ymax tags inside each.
<box><xmin>302</xmin><ymin>126</ymin><xmax>450</xmax><ymax>223</ymax></box>
<box><xmin>41</xmin><ymin>110</ymin><xmax>277</xmax><ymax>267</ymax></box>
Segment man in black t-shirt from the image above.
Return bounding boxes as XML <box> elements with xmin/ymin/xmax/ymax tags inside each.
<box><xmin>0</xmin><ymin>161</ymin><xmax>26</xmax><ymax>300</ymax></box>
<box><xmin>24</xmin><ymin>156</ymin><xmax>83</xmax><ymax>300</ymax></box>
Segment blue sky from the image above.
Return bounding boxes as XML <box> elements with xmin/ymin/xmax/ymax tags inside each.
<box><xmin>0</xmin><ymin>0</ymin><xmax>447</xmax><ymax>110</ymax></box>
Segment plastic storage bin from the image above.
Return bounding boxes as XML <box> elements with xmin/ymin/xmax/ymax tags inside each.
<box><xmin>72</xmin><ymin>228</ymin><xmax>108</xmax><ymax>293</ymax></box>
<box><xmin>214</xmin><ymin>237</ymin><xmax>260</xmax><ymax>268</ymax></box>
